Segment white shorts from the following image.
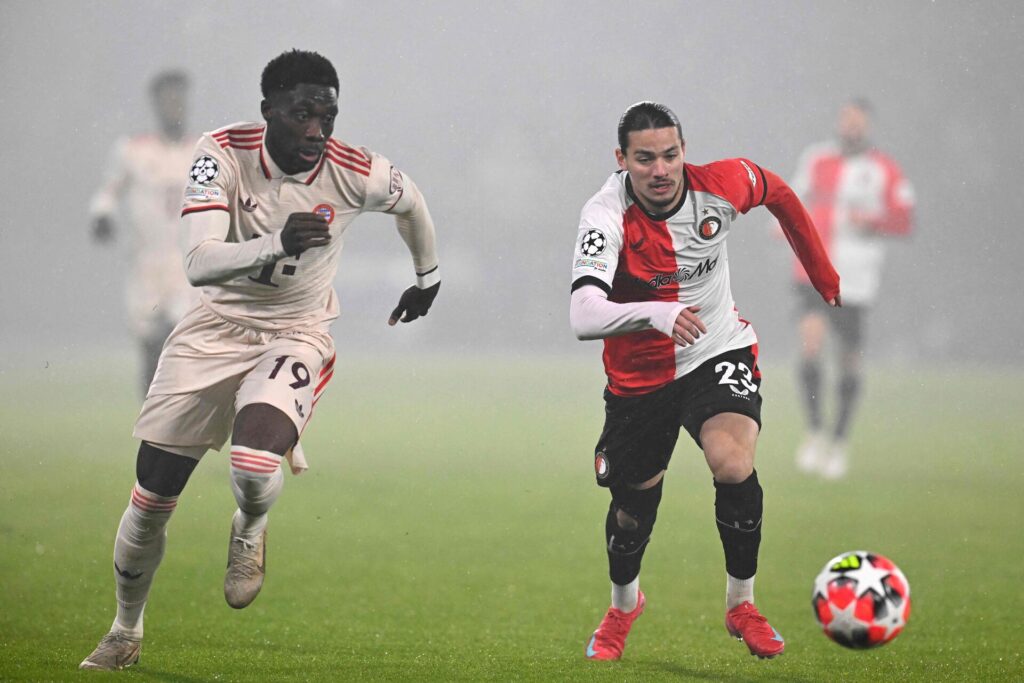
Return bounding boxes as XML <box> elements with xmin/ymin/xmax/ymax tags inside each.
<box><xmin>134</xmin><ymin>303</ymin><xmax>336</xmax><ymax>456</ymax></box>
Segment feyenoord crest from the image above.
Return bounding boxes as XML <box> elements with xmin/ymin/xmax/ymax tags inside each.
<box><xmin>313</xmin><ymin>203</ymin><xmax>335</xmax><ymax>224</ymax></box>
<box><xmin>698</xmin><ymin>216</ymin><xmax>722</xmax><ymax>240</ymax></box>
<box><xmin>189</xmin><ymin>156</ymin><xmax>219</xmax><ymax>185</ymax></box>
<box><xmin>595</xmin><ymin>452</ymin><xmax>610</xmax><ymax>481</ymax></box>
<box><xmin>581</xmin><ymin>229</ymin><xmax>607</xmax><ymax>256</ymax></box>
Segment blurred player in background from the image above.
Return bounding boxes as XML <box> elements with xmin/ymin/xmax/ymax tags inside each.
<box><xmin>80</xmin><ymin>49</ymin><xmax>441</xmax><ymax>671</ymax></box>
<box><xmin>89</xmin><ymin>70</ymin><xmax>198</xmax><ymax>395</ymax></box>
<box><xmin>571</xmin><ymin>102</ymin><xmax>839</xmax><ymax>661</ymax></box>
<box><xmin>791</xmin><ymin>99</ymin><xmax>914</xmax><ymax>480</ymax></box>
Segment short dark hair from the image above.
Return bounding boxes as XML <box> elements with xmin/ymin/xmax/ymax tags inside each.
<box><xmin>846</xmin><ymin>96</ymin><xmax>874</xmax><ymax>116</ymax></box>
<box><xmin>618</xmin><ymin>101</ymin><xmax>684</xmax><ymax>152</ymax></box>
<box><xmin>260</xmin><ymin>49</ymin><xmax>339</xmax><ymax>98</ymax></box>
<box><xmin>149</xmin><ymin>69</ymin><xmax>189</xmax><ymax>95</ymax></box>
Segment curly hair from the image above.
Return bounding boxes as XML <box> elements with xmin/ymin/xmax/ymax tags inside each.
<box><xmin>260</xmin><ymin>49</ymin><xmax>339</xmax><ymax>97</ymax></box>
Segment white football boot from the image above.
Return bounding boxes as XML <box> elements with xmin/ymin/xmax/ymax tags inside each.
<box><xmin>795</xmin><ymin>431</ymin><xmax>828</xmax><ymax>474</ymax></box>
<box><xmin>820</xmin><ymin>441</ymin><xmax>849</xmax><ymax>480</ymax></box>
<box><xmin>79</xmin><ymin>631</ymin><xmax>141</xmax><ymax>670</ymax></box>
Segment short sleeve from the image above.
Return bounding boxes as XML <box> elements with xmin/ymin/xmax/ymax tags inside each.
<box><xmin>362</xmin><ymin>151</ymin><xmax>408</xmax><ymax>214</ymax></box>
<box><xmin>180</xmin><ymin>135</ymin><xmax>235</xmax><ymax>217</ymax></box>
<box><xmin>701</xmin><ymin>158</ymin><xmax>767</xmax><ymax>214</ymax></box>
<box><xmin>570</xmin><ymin>204</ymin><xmax>622</xmax><ymax>294</ymax></box>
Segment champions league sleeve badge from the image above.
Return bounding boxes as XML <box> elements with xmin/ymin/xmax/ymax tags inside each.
<box><xmin>189</xmin><ymin>156</ymin><xmax>220</xmax><ymax>185</ymax></box>
<box><xmin>580</xmin><ymin>228</ymin><xmax>607</xmax><ymax>256</ymax></box>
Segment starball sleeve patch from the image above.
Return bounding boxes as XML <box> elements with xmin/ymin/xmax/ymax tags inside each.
<box><xmin>580</xmin><ymin>228</ymin><xmax>608</xmax><ymax>257</ymax></box>
<box><xmin>189</xmin><ymin>156</ymin><xmax>220</xmax><ymax>185</ymax></box>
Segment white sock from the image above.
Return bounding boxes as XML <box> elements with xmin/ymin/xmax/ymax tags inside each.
<box><xmin>229</xmin><ymin>446</ymin><xmax>284</xmax><ymax>537</ymax></box>
<box><xmin>726</xmin><ymin>573</ymin><xmax>755</xmax><ymax>610</ymax></box>
<box><xmin>611</xmin><ymin>576</ymin><xmax>639</xmax><ymax>612</ymax></box>
<box><xmin>110</xmin><ymin>483</ymin><xmax>178</xmax><ymax>639</ymax></box>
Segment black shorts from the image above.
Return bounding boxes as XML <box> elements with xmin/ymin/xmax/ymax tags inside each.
<box><xmin>795</xmin><ymin>284</ymin><xmax>865</xmax><ymax>350</ymax></box>
<box><xmin>593</xmin><ymin>346</ymin><xmax>763</xmax><ymax>488</ymax></box>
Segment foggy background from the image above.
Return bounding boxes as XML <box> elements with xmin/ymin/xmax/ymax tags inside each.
<box><xmin>1</xmin><ymin>0</ymin><xmax>1022</xmax><ymax>369</ymax></box>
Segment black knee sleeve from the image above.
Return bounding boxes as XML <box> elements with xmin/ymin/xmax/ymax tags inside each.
<box><xmin>714</xmin><ymin>470</ymin><xmax>763</xmax><ymax>580</ymax></box>
<box><xmin>606</xmin><ymin>479</ymin><xmax>664</xmax><ymax>585</ymax></box>
<box><xmin>137</xmin><ymin>442</ymin><xmax>198</xmax><ymax>497</ymax></box>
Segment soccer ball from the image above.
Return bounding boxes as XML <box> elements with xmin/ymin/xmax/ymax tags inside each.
<box><xmin>811</xmin><ymin>550</ymin><xmax>911</xmax><ymax>649</ymax></box>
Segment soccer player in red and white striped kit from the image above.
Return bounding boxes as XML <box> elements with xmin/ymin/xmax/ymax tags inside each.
<box><xmin>791</xmin><ymin>99</ymin><xmax>914</xmax><ymax>480</ymax></box>
<box><xmin>571</xmin><ymin>102</ymin><xmax>839</xmax><ymax>660</ymax></box>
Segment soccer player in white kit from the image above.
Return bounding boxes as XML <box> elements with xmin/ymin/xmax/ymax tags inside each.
<box><xmin>790</xmin><ymin>99</ymin><xmax>914</xmax><ymax>480</ymax></box>
<box><xmin>81</xmin><ymin>50</ymin><xmax>441</xmax><ymax>671</ymax></box>
<box><xmin>89</xmin><ymin>70</ymin><xmax>198</xmax><ymax>395</ymax></box>
<box><xmin>571</xmin><ymin>102</ymin><xmax>840</xmax><ymax>661</ymax></box>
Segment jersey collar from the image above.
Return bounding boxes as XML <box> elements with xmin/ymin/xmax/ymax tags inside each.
<box><xmin>625</xmin><ymin>168</ymin><xmax>690</xmax><ymax>221</ymax></box>
<box><xmin>259</xmin><ymin>130</ymin><xmax>326</xmax><ymax>185</ymax></box>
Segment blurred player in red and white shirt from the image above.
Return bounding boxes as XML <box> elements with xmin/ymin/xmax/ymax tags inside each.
<box><xmin>81</xmin><ymin>50</ymin><xmax>440</xmax><ymax>671</ymax></box>
<box><xmin>89</xmin><ymin>70</ymin><xmax>198</xmax><ymax>395</ymax></box>
<box><xmin>571</xmin><ymin>102</ymin><xmax>839</xmax><ymax>662</ymax></box>
<box><xmin>790</xmin><ymin>99</ymin><xmax>914</xmax><ymax>480</ymax></box>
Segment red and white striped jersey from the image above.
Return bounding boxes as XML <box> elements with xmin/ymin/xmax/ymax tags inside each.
<box><xmin>790</xmin><ymin>142</ymin><xmax>914</xmax><ymax>305</ymax></box>
<box><xmin>90</xmin><ymin>134</ymin><xmax>198</xmax><ymax>336</ymax></box>
<box><xmin>573</xmin><ymin>159</ymin><xmax>838</xmax><ymax>397</ymax></box>
<box><xmin>180</xmin><ymin>122</ymin><xmax>415</xmax><ymax>331</ymax></box>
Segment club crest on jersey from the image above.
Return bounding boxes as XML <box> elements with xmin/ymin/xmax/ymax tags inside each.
<box><xmin>189</xmin><ymin>156</ymin><xmax>219</xmax><ymax>185</ymax></box>
<box><xmin>581</xmin><ymin>229</ymin><xmax>607</xmax><ymax>257</ymax></box>
<box><xmin>313</xmin><ymin>203</ymin><xmax>335</xmax><ymax>224</ymax></box>
<box><xmin>389</xmin><ymin>166</ymin><xmax>404</xmax><ymax>195</ymax></box>
<box><xmin>595</xmin><ymin>452</ymin><xmax>611</xmax><ymax>481</ymax></box>
<box><xmin>698</xmin><ymin>216</ymin><xmax>722</xmax><ymax>240</ymax></box>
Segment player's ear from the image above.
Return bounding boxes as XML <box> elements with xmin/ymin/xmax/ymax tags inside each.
<box><xmin>260</xmin><ymin>98</ymin><xmax>273</xmax><ymax>122</ymax></box>
<box><xmin>615</xmin><ymin>148</ymin><xmax>627</xmax><ymax>171</ymax></box>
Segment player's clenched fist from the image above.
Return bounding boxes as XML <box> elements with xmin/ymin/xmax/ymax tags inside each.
<box><xmin>671</xmin><ymin>305</ymin><xmax>707</xmax><ymax>347</ymax></box>
<box><xmin>280</xmin><ymin>212</ymin><xmax>331</xmax><ymax>256</ymax></box>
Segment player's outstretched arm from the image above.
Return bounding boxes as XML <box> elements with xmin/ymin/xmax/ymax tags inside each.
<box><xmin>759</xmin><ymin>167</ymin><xmax>841</xmax><ymax>306</ymax></box>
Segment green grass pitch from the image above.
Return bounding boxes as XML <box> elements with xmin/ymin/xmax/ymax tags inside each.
<box><xmin>1</xmin><ymin>354</ymin><xmax>1022</xmax><ymax>681</ymax></box>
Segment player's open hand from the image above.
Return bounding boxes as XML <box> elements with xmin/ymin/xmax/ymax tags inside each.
<box><xmin>671</xmin><ymin>306</ymin><xmax>707</xmax><ymax>347</ymax></box>
<box><xmin>281</xmin><ymin>212</ymin><xmax>331</xmax><ymax>256</ymax></box>
<box><xmin>388</xmin><ymin>282</ymin><xmax>440</xmax><ymax>326</ymax></box>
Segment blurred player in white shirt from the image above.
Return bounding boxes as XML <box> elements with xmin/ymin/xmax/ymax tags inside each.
<box><xmin>89</xmin><ymin>70</ymin><xmax>198</xmax><ymax>395</ymax></box>
<box><xmin>81</xmin><ymin>50</ymin><xmax>441</xmax><ymax>671</ymax></box>
<box><xmin>790</xmin><ymin>99</ymin><xmax>914</xmax><ymax>479</ymax></box>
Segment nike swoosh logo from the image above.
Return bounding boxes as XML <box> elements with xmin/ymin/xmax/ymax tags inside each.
<box><xmin>630</xmin><ymin>238</ymin><xmax>646</xmax><ymax>250</ymax></box>
<box><xmin>586</xmin><ymin>634</ymin><xmax>598</xmax><ymax>658</ymax></box>
<box><xmin>772</xmin><ymin>628</ymin><xmax>784</xmax><ymax>642</ymax></box>
<box><xmin>115</xmin><ymin>562</ymin><xmax>143</xmax><ymax>580</ymax></box>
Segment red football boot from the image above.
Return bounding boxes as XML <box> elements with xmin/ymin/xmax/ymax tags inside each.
<box><xmin>585</xmin><ymin>591</ymin><xmax>646</xmax><ymax>661</ymax></box>
<box><xmin>725</xmin><ymin>601</ymin><xmax>785</xmax><ymax>658</ymax></box>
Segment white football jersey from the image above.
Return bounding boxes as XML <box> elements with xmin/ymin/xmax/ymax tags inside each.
<box><xmin>180</xmin><ymin>122</ymin><xmax>414</xmax><ymax>331</ymax></box>
<box><xmin>90</xmin><ymin>134</ymin><xmax>198</xmax><ymax>335</ymax></box>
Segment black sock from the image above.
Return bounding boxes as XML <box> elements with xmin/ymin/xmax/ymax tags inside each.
<box><xmin>606</xmin><ymin>481</ymin><xmax>663</xmax><ymax>585</ymax></box>
<box><xmin>834</xmin><ymin>373</ymin><xmax>862</xmax><ymax>440</ymax></box>
<box><xmin>799</xmin><ymin>360</ymin><xmax>823</xmax><ymax>431</ymax></box>
<box><xmin>714</xmin><ymin>471</ymin><xmax>763</xmax><ymax>580</ymax></box>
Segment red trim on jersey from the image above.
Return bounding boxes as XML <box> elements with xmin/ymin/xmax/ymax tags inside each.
<box><xmin>750</xmin><ymin>342</ymin><xmax>761</xmax><ymax>379</ymax></box>
<box><xmin>259</xmin><ymin>148</ymin><xmax>273</xmax><ymax>180</ymax></box>
<box><xmin>871</xmin><ymin>150</ymin><xmax>913</xmax><ymax>236</ymax></box>
<box><xmin>181</xmin><ymin>204</ymin><xmax>230</xmax><ymax>216</ymax></box>
<box><xmin>327</xmin><ymin>140</ymin><xmax>370</xmax><ymax>167</ymax></box>
<box><xmin>224</xmin><ymin>143</ymin><xmax>262</xmax><ymax>151</ymax></box>
<box><xmin>604</xmin><ymin>204</ymin><xmax>679</xmax><ymax>396</ymax></box>
<box><xmin>304</xmin><ymin>154</ymin><xmax>327</xmax><ymax>185</ymax></box>
<box><xmin>325</xmin><ymin>151</ymin><xmax>371</xmax><ymax>176</ymax></box>
<box><xmin>320</xmin><ymin>354</ymin><xmax>336</xmax><ymax>375</ymax></box>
